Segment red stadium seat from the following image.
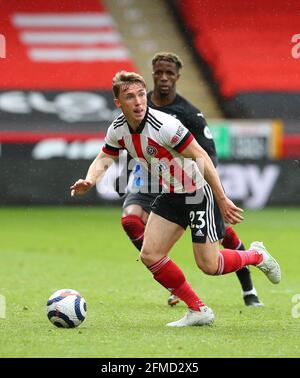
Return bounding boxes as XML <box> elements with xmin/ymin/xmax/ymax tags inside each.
<box><xmin>176</xmin><ymin>0</ymin><xmax>300</xmax><ymax>98</ymax></box>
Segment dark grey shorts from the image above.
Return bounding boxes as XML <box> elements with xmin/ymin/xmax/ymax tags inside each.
<box><xmin>151</xmin><ymin>185</ymin><xmax>225</xmax><ymax>244</ymax></box>
<box><xmin>123</xmin><ymin>192</ymin><xmax>158</xmax><ymax>214</ymax></box>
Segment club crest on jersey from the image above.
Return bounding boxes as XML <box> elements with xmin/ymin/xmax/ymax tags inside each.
<box><xmin>146</xmin><ymin>145</ymin><xmax>158</xmax><ymax>156</ymax></box>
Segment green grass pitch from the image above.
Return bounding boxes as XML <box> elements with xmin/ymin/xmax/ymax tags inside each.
<box><xmin>0</xmin><ymin>206</ymin><xmax>299</xmax><ymax>358</ymax></box>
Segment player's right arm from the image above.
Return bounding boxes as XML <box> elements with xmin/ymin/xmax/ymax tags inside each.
<box><xmin>70</xmin><ymin>151</ymin><xmax>117</xmax><ymax>196</ymax></box>
<box><xmin>70</xmin><ymin>122</ymin><xmax>123</xmax><ymax>196</ymax></box>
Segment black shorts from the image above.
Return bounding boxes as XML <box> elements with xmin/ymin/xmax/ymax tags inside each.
<box><xmin>123</xmin><ymin>192</ymin><xmax>158</xmax><ymax>214</ymax></box>
<box><xmin>151</xmin><ymin>185</ymin><xmax>225</xmax><ymax>244</ymax></box>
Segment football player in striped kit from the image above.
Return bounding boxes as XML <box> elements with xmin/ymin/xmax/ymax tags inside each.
<box><xmin>121</xmin><ymin>52</ymin><xmax>264</xmax><ymax>307</ymax></box>
<box><xmin>70</xmin><ymin>71</ymin><xmax>281</xmax><ymax>327</ymax></box>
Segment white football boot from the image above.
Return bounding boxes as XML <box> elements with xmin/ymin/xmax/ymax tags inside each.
<box><xmin>166</xmin><ymin>306</ymin><xmax>214</xmax><ymax>327</ymax></box>
<box><xmin>250</xmin><ymin>241</ymin><xmax>281</xmax><ymax>284</ymax></box>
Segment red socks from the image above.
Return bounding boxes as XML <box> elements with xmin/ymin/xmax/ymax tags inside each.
<box><xmin>216</xmin><ymin>249</ymin><xmax>263</xmax><ymax>275</ymax></box>
<box><xmin>121</xmin><ymin>215</ymin><xmax>145</xmax><ymax>251</ymax></box>
<box><xmin>123</xmin><ymin>217</ymin><xmax>204</xmax><ymax>311</ymax></box>
<box><xmin>148</xmin><ymin>257</ymin><xmax>204</xmax><ymax>311</ymax></box>
<box><xmin>222</xmin><ymin>226</ymin><xmax>241</xmax><ymax>249</ymax></box>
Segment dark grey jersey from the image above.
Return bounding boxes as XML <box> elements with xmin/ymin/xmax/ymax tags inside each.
<box><xmin>147</xmin><ymin>92</ymin><xmax>218</xmax><ymax>167</ymax></box>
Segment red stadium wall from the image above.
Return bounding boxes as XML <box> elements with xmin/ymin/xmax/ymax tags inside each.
<box><xmin>174</xmin><ymin>0</ymin><xmax>300</xmax><ymax>121</ymax></box>
<box><xmin>0</xmin><ymin>0</ymin><xmax>136</xmax><ymax>147</ymax></box>
<box><xmin>176</xmin><ymin>0</ymin><xmax>300</xmax><ymax>98</ymax></box>
<box><xmin>0</xmin><ymin>0</ymin><xmax>136</xmax><ymax>90</ymax></box>
<box><xmin>173</xmin><ymin>0</ymin><xmax>300</xmax><ymax>157</ymax></box>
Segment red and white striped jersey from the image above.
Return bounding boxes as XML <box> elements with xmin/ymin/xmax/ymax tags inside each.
<box><xmin>102</xmin><ymin>107</ymin><xmax>205</xmax><ymax>193</ymax></box>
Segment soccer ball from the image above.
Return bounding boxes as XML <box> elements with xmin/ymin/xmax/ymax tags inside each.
<box><xmin>46</xmin><ymin>289</ymin><xmax>87</xmax><ymax>328</ymax></box>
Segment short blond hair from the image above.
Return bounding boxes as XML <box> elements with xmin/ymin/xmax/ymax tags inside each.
<box><xmin>112</xmin><ymin>71</ymin><xmax>146</xmax><ymax>98</ymax></box>
<box><xmin>152</xmin><ymin>52</ymin><xmax>183</xmax><ymax>71</ymax></box>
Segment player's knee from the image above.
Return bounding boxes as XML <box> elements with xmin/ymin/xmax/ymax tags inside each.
<box><xmin>140</xmin><ymin>242</ymin><xmax>166</xmax><ymax>266</ymax></box>
<box><xmin>140</xmin><ymin>246</ymin><xmax>154</xmax><ymax>266</ymax></box>
<box><xmin>122</xmin><ymin>204</ymin><xmax>143</xmax><ymax>218</ymax></box>
<box><xmin>196</xmin><ymin>260</ymin><xmax>218</xmax><ymax>275</ymax></box>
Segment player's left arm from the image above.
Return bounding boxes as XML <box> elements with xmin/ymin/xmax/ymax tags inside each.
<box><xmin>181</xmin><ymin>138</ymin><xmax>244</xmax><ymax>225</ymax></box>
<box><xmin>161</xmin><ymin>118</ymin><xmax>243</xmax><ymax>225</ymax></box>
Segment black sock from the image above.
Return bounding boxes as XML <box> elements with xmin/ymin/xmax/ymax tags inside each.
<box><xmin>235</xmin><ymin>243</ymin><xmax>254</xmax><ymax>292</ymax></box>
<box><xmin>132</xmin><ymin>238</ymin><xmax>143</xmax><ymax>251</ymax></box>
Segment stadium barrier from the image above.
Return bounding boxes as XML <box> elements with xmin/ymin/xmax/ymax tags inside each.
<box><xmin>209</xmin><ymin>119</ymin><xmax>282</xmax><ymax>159</ymax></box>
<box><xmin>0</xmin><ymin>158</ymin><xmax>299</xmax><ymax>208</ymax></box>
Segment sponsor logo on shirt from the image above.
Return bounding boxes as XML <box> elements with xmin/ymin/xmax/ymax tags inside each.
<box><xmin>176</xmin><ymin>125</ymin><xmax>185</xmax><ymax>137</ymax></box>
<box><xmin>171</xmin><ymin>135</ymin><xmax>180</xmax><ymax>144</ymax></box>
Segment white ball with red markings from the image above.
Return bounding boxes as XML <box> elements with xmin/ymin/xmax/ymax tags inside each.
<box><xmin>47</xmin><ymin>289</ymin><xmax>87</xmax><ymax>328</ymax></box>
